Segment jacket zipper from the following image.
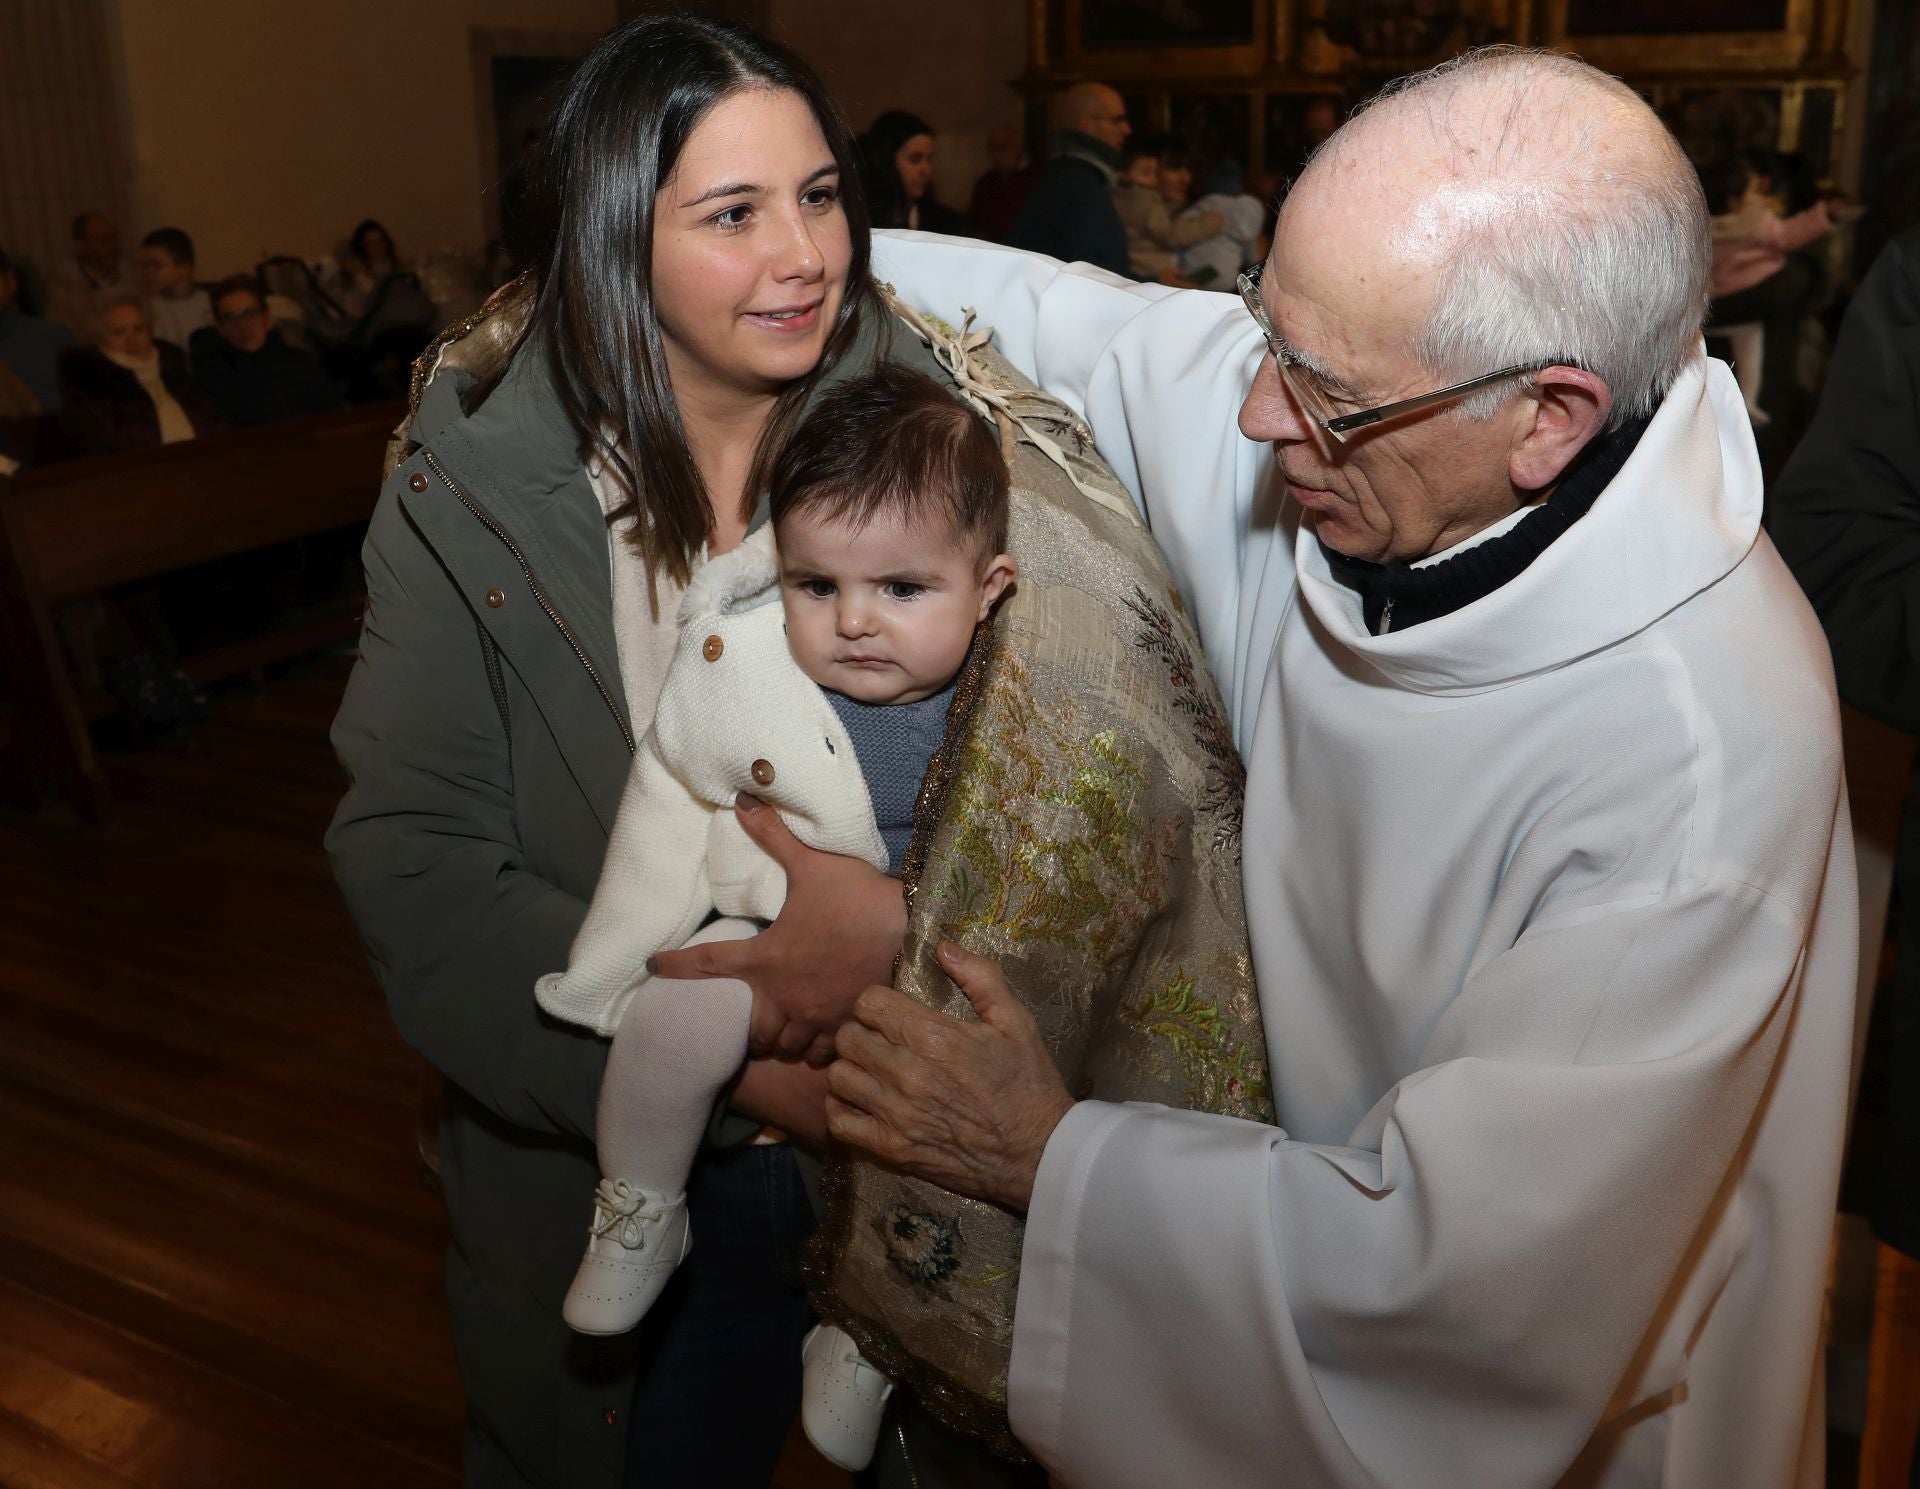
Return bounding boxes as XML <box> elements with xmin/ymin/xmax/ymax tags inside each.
<box><xmin>896</xmin><ymin>1420</ymin><xmax>920</xmax><ymax>1489</ymax></box>
<box><xmin>1376</xmin><ymin>598</ymin><xmax>1395</xmax><ymax>636</ymax></box>
<box><xmin>420</xmin><ymin>447</ymin><xmax>635</xmax><ymax>754</ymax></box>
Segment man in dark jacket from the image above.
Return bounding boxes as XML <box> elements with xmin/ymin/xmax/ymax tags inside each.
<box><xmin>1771</xmin><ymin>234</ymin><xmax>1920</xmax><ymax>1489</ymax></box>
<box><xmin>0</xmin><ymin>245</ymin><xmax>74</xmax><ymax>414</ymax></box>
<box><xmin>191</xmin><ymin>276</ymin><xmax>342</xmax><ymax>427</ymax></box>
<box><xmin>1007</xmin><ymin>81</ymin><xmax>1133</xmax><ymax>278</ymax></box>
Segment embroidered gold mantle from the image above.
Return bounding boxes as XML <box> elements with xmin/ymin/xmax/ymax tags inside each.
<box><xmin>804</xmin><ymin>298</ymin><xmax>1270</xmax><ymax>1460</ymax></box>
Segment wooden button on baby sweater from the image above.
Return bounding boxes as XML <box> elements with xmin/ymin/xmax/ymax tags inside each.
<box><xmin>750</xmin><ymin>759</ymin><xmax>775</xmax><ymax>786</ymax></box>
<box><xmin>408</xmin><ymin>472</ymin><xmax>427</xmax><ymax>492</ymax></box>
<box><xmin>484</xmin><ymin>587</ymin><xmax>505</xmax><ymax>608</ymax></box>
<box><xmin>702</xmin><ymin>634</ymin><xmax>724</xmax><ymax>662</ymax></box>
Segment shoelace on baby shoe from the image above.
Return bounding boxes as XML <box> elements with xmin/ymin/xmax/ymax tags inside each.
<box><xmin>588</xmin><ymin>1179</ymin><xmax>665</xmax><ymax>1250</ymax></box>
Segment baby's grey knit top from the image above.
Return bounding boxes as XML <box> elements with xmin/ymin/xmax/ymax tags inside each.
<box><xmin>824</xmin><ymin>677</ymin><xmax>958</xmax><ymax>872</ymax></box>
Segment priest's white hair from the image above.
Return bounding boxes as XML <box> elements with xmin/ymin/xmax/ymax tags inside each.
<box><xmin>1313</xmin><ymin>47</ymin><xmax>1710</xmax><ymax>429</ymax></box>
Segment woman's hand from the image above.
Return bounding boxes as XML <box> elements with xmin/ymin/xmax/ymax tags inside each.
<box><xmin>649</xmin><ymin>795</ymin><xmax>907</xmax><ymax>1060</ymax></box>
<box><xmin>825</xmin><ymin>942</ymin><xmax>1075</xmax><ymax>1214</ymax></box>
<box><xmin>730</xmin><ymin>1057</ymin><xmax>832</xmax><ymax>1154</ymax></box>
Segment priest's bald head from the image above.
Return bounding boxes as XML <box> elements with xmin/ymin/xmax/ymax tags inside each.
<box><xmin>1238</xmin><ymin>47</ymin><xmax>1710</xmax><ymax>564</ymax></box>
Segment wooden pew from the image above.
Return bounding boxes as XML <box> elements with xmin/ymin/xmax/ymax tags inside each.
<box><xmin>0</xmin><ymin>402</ymin><xmax>401</xmax><ymax>824</ymax></box>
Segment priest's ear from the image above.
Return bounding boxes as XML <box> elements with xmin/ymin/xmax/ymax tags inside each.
<box><xmin>1507</xmin><ymin>366</ymin><xmax>1613</xmax><ymax>494</ymax></box>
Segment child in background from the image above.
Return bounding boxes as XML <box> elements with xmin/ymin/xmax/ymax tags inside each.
<box><xmin>1176</xmin><ymin>157</ymin><xmax>1271</xmax><ymax>290</ymax></box>
<box><xmin>1114</xmin><ymin>135</ymin><xmax>1226</xmax><ymax>286</ymax></box>
<box><xmin>534</xmin><ymin>362</ymin><xmax>1017</xmax><ymax>1472</ymax></box>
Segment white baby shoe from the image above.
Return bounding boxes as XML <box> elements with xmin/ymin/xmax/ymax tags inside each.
<box><xmin>561</xmin><ymin>1179</ymin><xmax>691</xmax><ymax>1336</ymax></box>
<box><xmin>800</xmin><ymin>1323</ymin><xmax>895</xmax><ymax>1471</ymax></box>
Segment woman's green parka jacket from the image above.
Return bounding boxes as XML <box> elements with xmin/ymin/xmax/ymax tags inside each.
<box><xmin>328</xmin><ymin>317</ymin><xmax>647</xmax><ymax>1488</ymax></box>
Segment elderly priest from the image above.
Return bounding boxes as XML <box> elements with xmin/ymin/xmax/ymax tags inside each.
<box><xmin>845</xmin><ymin>46</ymin><xmax>1859</xmax><ymax>1489</ymax></box>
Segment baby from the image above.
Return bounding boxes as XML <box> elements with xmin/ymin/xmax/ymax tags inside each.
<box><xmin>534</xmin><ymin>361</ymin><xmax>1017</xmax><ymax>1471</ymax></box>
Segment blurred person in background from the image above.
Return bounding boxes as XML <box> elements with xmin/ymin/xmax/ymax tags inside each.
<box><xmin>1702</xmin><ymin>153</ymin><xmax>1842</xmax><ymax>434</ymax></box>
<box><xmin>137</xmin><ymin>227</ymin><xmax>214</xmax><ymax>352</ymax></box>
<box><xmin>327</xmin><ymin>218</ymin><xmax>438</xmax><ymax>398</ymax></box>
<box><xmin>58</xmin><ymin>287</ymin><xmax>218</xmax><ymax>458</ymax></box>
<box><xmin>859</xmin><ymin>109</ymin><xmax>969</xmax><ymax>234</ymax></box>
<box><xmin>331</xmin><ymin>218</ymin><xmax>404</xmax><ymax>317</ymax></box>
<box><xmin>48</xmin><ymin>211</ymin><xmax>128</xmax><ymax>331</ymax></box>
<box><xmin>0</xmin><ymin>245</ymin><xmax>74</xmax><ymax>415</ymax></box>
<box><xmin>190</xmin><ymin>274</ymin><xmax>342</xmax><ymax>427</ymax></box>
<box><xmin>1175</xmin><ymin>157</ymin><xmax>1272</xmax><ymax>289</ymax></box>
<box><xmin>967</xmin><ymin>124</ymin><xmax>1036</xmax><ymax>242</ymax></box>
<box><xmin>1770</xmin><ymin>236</ymin><xmax>1920</xmax><ymax>1489</ymax></box>
<box><xmin>1008</xmin><ymin>80</ymin><xmax>1132</xmax><ymax>276</ymax></box>
<box><xmin>1114</xmin><ymin>134</ymin><xmax>1225</xmax><ymax>285</ymax></box>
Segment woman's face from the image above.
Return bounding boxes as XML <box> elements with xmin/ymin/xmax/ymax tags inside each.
<box><xmin>652</xmin><ymin>87</ymin><xmax>852</xmax><ymax>404</ymax></box>
<box><xmin>98</xmin><ymin>301</ymin><xmax>153</xmax><ymax>359</ymax></box>
<box><xmin>1158</xmin><ymin>160</ymin><xmax>1193</xmax><ymax>204</ymax></box>
<box><xmin>361</xmin><ymin>229</ymin><xmax>393</xmax><ymax>265</ymax></box>
<box><xmin>894</xmin><ymin>133</ymin><xmax>935</xmax><ymax>201</ymax></box>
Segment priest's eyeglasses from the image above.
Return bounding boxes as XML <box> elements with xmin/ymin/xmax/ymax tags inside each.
<box><xmin>1237</xmin><ymin>264</ymin><xmax>1546</xmax><ymax>444</ymax></box>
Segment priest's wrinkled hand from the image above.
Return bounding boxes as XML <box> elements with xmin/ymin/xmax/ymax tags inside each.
<box><xmin>826</xmin><ymin>941</ymin><xmax>1075</xmax><ymax>1214</ymax></box>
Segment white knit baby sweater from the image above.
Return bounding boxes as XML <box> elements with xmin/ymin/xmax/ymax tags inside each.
<box><xmin>534</xmin><ymin>527</ymin><xmax>889</xmax><ymax>1036</ymax></box>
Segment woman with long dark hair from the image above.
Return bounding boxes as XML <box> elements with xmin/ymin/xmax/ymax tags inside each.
<box><xmin>327</xmin><ymin>18</ymin><xmax>922</xmax><ymax>1486</ymax></box>
<box><xmin>859</xmin><ymin>108</ymin><xmax>970</xmax><ymax>234</ymax></box>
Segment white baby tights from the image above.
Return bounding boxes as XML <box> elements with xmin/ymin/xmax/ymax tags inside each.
<box><xmin>597</xmin><ymin>915</ymin><xmax>758</xmax><ymax>1193</ymax></box>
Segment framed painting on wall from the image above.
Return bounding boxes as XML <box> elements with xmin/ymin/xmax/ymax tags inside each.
<box><xmin>1081</xmin><ymin>0</ymin><xmax>1258</xmax><ymax>48</ymax></box>
<box><xmin>1546</xmin><ymin>0</ymin><xmax>1821</xmax><ymax>71</ymax></box>
<box><xmin>1563</xmin><ymin>0</ymin><xmax>1788</xmax><ymax>34</ymax></box>
<box><xmin>1170</xmin><ymin>92</ymin><xmax>1255</xmax><ymax>173</ymax></box>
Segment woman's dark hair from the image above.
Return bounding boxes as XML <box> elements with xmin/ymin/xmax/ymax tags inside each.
<box><xmin>1696</xmin><ymin>155</ymin><xmax>1754</xmax><ymax>218</ymax></box>
<box><xmin>1140</xmin><ymin>133</ymin><xmax>1191</xmax><ymax>172</ymax></box>
<box><xmin>208</xmin><ymin>273</ymin><xmax>265</xmax><ymax>310</ymax></box>
<box><xmin>523</xmin><ymin>16</ymin><xmax>882</xmax><ymax>591</ymax></box>
<box><xmin>859</xmin><ymin>109</ymin><xmax>937</xmax><ymax>231</ymax></box>
<box><xmin>348</xmin><ymin>219</ymin><xmax>394</xmax><ymax>265</ymax></box>
<box><xmin>769</xmin><ymin>363</ymin><xmax>1009</xmax><ymax>556</ymax></box>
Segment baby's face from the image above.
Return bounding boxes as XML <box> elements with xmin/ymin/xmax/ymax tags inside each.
<box><xmin>776</xmin><ymin>504</ymin><xmax>1015</xmax><ymax>705</ymax></box>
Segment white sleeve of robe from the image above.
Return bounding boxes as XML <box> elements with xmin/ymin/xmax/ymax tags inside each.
<box><xmin>1006</xmin><ymin>842</ymin><xmax>1854</xmax><ymax>1487</ymax></box>
<box><xmin>872</xmin><ymin>230</ymin><xmax>1285</xmax><ymax>738</ymax></box>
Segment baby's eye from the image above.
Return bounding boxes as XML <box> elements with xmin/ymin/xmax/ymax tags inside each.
<box><xmin>884</xmin><ymin>581</ymin><xmax>924</xmax><ymax>600</ymax></box>
<box><xmin>801</xmin><ymin>578</ymin><xmax>835</xmax><ymax>598</ymax></box>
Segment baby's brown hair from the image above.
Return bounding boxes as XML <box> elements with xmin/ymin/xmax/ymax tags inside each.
<box><xmin>769</xmin><ymin>363</ymin><xmax>1010</xmax><ymax>558</ymax></box>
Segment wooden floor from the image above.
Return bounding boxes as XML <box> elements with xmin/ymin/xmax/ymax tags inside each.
<box><xmin>0</xmin><ymin>657</ymin><xmax>846</xmax><ymax>1488</ymax></box>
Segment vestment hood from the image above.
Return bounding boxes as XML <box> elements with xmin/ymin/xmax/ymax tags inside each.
<box><xmin>1295</xmin><ymin>355</ymin><xmax>1763</xmax><ymax>695</ymax></box>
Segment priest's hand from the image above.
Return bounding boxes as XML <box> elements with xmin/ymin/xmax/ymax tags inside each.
<box><xmin>648</xmin><ymin>794</ymin><xmax>906</xmax><ymax>1063</ymax></box>
<box><xmin>826</xmin><ymin>941</ymin><xmax>1075</xmax><ymax>1215</ymax></box>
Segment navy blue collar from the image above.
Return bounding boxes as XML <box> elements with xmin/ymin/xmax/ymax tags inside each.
<box><xmin>1322</xmin><ymin>412</ymin><xmax>1653</xmax><ymax>634</ymax></box>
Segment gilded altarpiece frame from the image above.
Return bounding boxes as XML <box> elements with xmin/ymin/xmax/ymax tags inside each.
<box><xmin>1022</xmin><ymin>0</ymin><xmax>1858</xmax><ymax>185</ymax></box>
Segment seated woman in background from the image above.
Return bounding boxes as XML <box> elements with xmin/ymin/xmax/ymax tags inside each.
<box><xmin>860</xmin><ymin>109</ymin><xmax>969</xmax><ymax>234</ymax></box>
<box><xmin>330</xmin><ymin>218</ymin><xmax>402</xmax><ymax>317</ymax></box>
<box><xmin>326</xmin><ymin>217</ymin><xmax>437</xmax><ymax>398</ymax></box>
<box><xmin>57</xmin><ymin>287</ymin><xmax>219</xmax><ymax>458</ymax></box>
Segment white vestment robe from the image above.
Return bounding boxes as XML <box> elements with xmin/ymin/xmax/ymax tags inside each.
<box><xmin>872</xmin><ymin>232</ymin><xmax>1857</xmax><ymax>1489</ymax></box>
